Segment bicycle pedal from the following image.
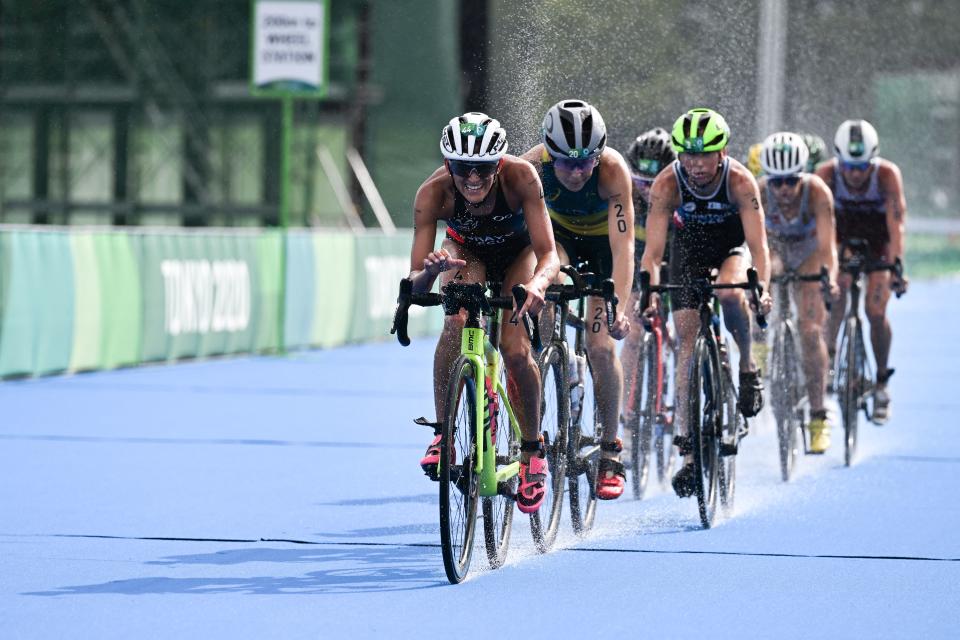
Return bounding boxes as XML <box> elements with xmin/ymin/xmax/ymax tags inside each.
<box><xmin>497</xmin><ymin>482</ymin><xmax>517</xmax><ymax>501</ymax></box>
<box><xmin>719</xmin><ymin>443</ymin><xmax>738</xmax><ymax>457</ymax></box>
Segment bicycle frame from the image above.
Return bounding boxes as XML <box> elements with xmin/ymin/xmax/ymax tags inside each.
<box><xmin>459</xmin><ymin>321</ymin><xmax>523</xmax><ymax>497</ymax></box>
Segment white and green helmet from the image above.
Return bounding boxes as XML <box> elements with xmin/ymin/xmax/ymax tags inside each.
<box><xmin>541</xmin><ymin>99</ymin><xmax>607</xmax><ymax>160</ymax></box>
<box><xmin>760</xmin><ymin>131</ymin><xmax>809</xmax><ymax>176</ymax></box>
<box><xmin>440</xmin><ymin>112</ymin><xmax>508</xmax><ymax>161</ymax></box>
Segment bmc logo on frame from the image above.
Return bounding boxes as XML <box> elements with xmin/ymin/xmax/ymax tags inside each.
<box><xmin>160</xmin><ymin>260</ymin><xmax>252</xmax><ymax>336</ymax></box>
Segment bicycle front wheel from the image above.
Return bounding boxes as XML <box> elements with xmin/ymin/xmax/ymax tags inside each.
<box><xmin>482</xmin><ymin>366</ymin><xmax>517</xmax><ymax>569</ymax></box>
<box><xmin>530</xmin><ymin>342</ymin><xmax>569</xmax><ymax>553</ymax></box>
<box><xmin>689</xmin><ymin>335</ymin><xmax>720</xmax><ymax>529</ymax></box>
<box><xmin>440</xmin><ymin>356</ymin><xmax>480</xmax><ymax>584</ymax></box>
<box><xmin>838</xmin><ymin>318</ymin><xmax>860</xmax><ymax>467</ymax></box>
<box><xmin>569</xmin><ymin>351</ymin><xmax>600</xmax><ymax>535</ymax></box>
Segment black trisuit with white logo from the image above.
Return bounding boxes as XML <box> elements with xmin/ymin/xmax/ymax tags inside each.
<box><xmin>670</xmin><ymin>157</ymin><xmax>746</xmax><ymax>310</ymax></box>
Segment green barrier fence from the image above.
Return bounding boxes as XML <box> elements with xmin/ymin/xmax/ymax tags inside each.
<box><xmin>0</xmin><ymin>226</ymin><xmax>444</xmax><ymax>379</ymax></box>
<box><xmin>1</xmin><ymin>224</ymin><xmax>956</xmax><ymax>380</ymax></box>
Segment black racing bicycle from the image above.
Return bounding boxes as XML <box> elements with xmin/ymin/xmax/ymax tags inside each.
<box><xmin>640</xmin><ymin>268</ymin><xmax>766</xmax><ymax>529</ymax></box>
<box><xmin>767</xmin><ymin>267</ymin><xmax>831</xmax><ymax>482</ymax></box>
<box><xmin>833</xmin><ymin>239</ymin><xmax>904</xmax><ymax>467</ymax></box>
<box><xmin>531</xmin><ymin>265</ymin><xmax>618</xmax><ymax>536</ymax></box>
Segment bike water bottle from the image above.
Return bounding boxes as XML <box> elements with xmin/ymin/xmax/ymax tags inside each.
<box><xmin>569</xmin><ymin>352</ymin><xmax>586</xmax><ymax>421</ymax></box>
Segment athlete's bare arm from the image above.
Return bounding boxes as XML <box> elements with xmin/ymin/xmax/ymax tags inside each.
<box><xmin>814</xmin><ymin>159</ymin><xmax>835</xmax><ymax>191</ymax></box>
<box><xmin>879</xmin><ymin>161</ymin><xmax>907</xmax><ymax>266</ymax></box>
<box><xmin>408</xmin><ymin>169</ymin><xmax>464</xmax><ymax>293</ymax></box>
<box><xmin>519</xmin><ymin>144</ymin><xmax>545</xmax><ymax>174</ymax></box>
<box><xmin>599</xmin><ymin>149</ymin><xmax>635</xmax><ymax>338</ymax></box>
<box><xmin>640</xmin><ymin>168</ymin><xmax>679</xmax><ymax>293</ymax></box>
<box><xmin>729</xmin><ymin>160</ymin><xmax>772</xmax><ymax>312</ymax></box>
<box><xmin>502</xmin><ymin>157</ymin><xmax>559</xmax><ymax>316</ymax></box>
<box><xmin>808</xmin><ymin>174</ymin><xmax>839</xmax><ymax>287</ymax></box>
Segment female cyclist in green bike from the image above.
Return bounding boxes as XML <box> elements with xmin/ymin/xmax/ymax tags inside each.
<box><xmin>408</xmin><ymin>112</ymin><xmax>560</xmax><ymax>513</ymax></box>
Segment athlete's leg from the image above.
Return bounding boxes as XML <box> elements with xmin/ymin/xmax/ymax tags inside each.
<box><xmin>433</xmin><ymin>239</ymin><xmax>485</xmax><ymax>421</ymax></box>
<box><xmin>715</xmin><ymin>253</ymin><xmax>753</xmax><ymax>372</ymax></box>
<box><xmin>584</xmin><ymin>295</ymin><xmax>624</xmax><ymax>459</ymax></box>
<box><xmin>672</xmin><ymin>307</ymin><xmax>700</xmax><ymax>466</ymax></box>
<box><xmin>501</xmin><ymin>246</ymin><xmax>542</xmax><ymax>462</ymax></box>
<box><xmin>865</xmin><ymin>269</ymin><xmax>893</xmax><ymax>378</ymax></box>
<box><xmin>796</xmin><ymin>253</ymin><xmax>829</xmax><ymax>414</ymax></box>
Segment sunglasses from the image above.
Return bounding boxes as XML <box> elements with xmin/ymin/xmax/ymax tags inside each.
<box><xmin>841</xmin><ymin>160</ymin><xmax>871</xmax><ymax>172</ymax></box>
<box><xmin>448</xmin><ymin>159</ymin><xmax>499</xmax><ymax>178</ymax></box>
<box><xmin>769</xmin><ymin>175</ymin><xmax>801</xmax><ymax>188</ymax></box>
<box><xmin>555</xmin><ymin>156</ymin><xmax>598</xmax><ymax>172</ymax></box>
<box><xmin>632</xmin><ymin>174</ymin><xmax>655</xmax><ymax>189</ymax></box>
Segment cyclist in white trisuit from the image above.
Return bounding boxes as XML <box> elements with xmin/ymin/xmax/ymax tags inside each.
<box><xmin>758</xmin><ymin>132</ymin><xmax>839</xmax><ymax>453</ymax></box>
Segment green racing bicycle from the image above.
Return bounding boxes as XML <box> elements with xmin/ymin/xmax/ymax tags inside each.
<box><xmin>392</xmin><ymin>277</ymin><xmax>568</xmax><ymax>583</ymax></box>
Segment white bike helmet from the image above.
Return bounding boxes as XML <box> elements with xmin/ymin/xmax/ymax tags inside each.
<box><xmin>440</xmin><ymin>112</ymin><xmax>508</xmax><ymax>161</ymax></box>
<box><xmin>834</xmin><ymin>119</ymin><xmax>879</xmax><ymax>163</ymax></box>
<box><xmin>541</xmin><ymin>99</ymin><xmax>607</xmax><ymax>159</ymax></box>
<box><xmin>760</xmin><ymin>131</ymin><xmax>809</xmax><ymax>176</ymax></box>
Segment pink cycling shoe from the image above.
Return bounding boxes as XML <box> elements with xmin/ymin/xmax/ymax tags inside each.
<box><xmin>517</xmin><ymin>447</ymin><xmax>548</xmax><ymax>514</ymax></box>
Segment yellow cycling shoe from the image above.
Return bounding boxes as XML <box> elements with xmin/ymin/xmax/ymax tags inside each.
<box><xmin>808</xmin><ymin>416</ymin><xmax>831</xmax><ymax>454</ymax></box>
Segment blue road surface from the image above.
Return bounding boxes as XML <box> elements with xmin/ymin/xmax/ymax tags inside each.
<box><xmin>1</xmin><ymin>279</ymin><xmax>958</xmax><ymax>638</ymax></box>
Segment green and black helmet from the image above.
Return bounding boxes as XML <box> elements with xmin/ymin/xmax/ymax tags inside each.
<box><xmin>799</xmin><ymin>132</ymin><xmax>827</xmax><ymax>172</ymax></box>
<box><xmin>670</xmin><ymin>108</ymin><xmax>730</xmax><ymax>154</ymax></box>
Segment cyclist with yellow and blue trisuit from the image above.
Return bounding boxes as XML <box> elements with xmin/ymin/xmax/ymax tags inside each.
<box><xmin>521</xmin><ymin>99</ymin><xmax>635</xmax><ymax>500</ymax></box>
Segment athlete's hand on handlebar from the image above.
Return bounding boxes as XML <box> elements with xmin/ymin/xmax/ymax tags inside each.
<box><xmin>422</xmin><ymin>249</ymin><xmax>466</xmax><ymax>278</ymax></box>
<box><xmin>829</xmin><ymin>279</ymin><xmax>841</xmax><ymax>301</ymax></box>
<box><xmin>891</xmin><ymin>274</ymin><xmax>908</xmax><ymax>296</ymax></box>
<box><xmin>516</xmin><ymin>275</ymin><xmax>548</xmax><ymax>318</ymax></box>
<box><xmin>608</xmin><ymin>311</ymin><xmax>631</xmax><ymax>340</ymax></box>
<box><xmin>756</xmin><ymin>289</ymin><xmax>773</xmax><ymax>316</ymax></box>
<box><xmin>641</xmin><ymin>292</ymin><xmax>661</xmax><ymax>326</ymax></box>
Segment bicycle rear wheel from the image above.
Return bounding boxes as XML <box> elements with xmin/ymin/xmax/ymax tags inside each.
<box><xmin>628</xmin><ymin>333</ymin><xmax>656</xmax><ymax>500</ymax></box>
<box><xmin>689</xmin><ymin>335</ymin><xmax>720</xmax><ymax>529</ymax></box>
<box><xmin>838</xmin><ymin>318</ymin><xmax>860</xmax><ymax>467</ymax></box>
<box><xmin>440</xmin><ymin>356</ymin><xmax>480</xmax><ymax>584</ymax></box>
<box><xmin>482</xmin><ymin>367</ymin><xmax>517</xmax><ymax>568</ymax></box>
<box><xmin>718</xmin><ymin>362</ymin><xmax>741</xmax><ymax>514</ymax></box>
<box><xmin>530</xmin><ymin>342</ymin><xmax>569</xmax><ymax>553</ymax></box>
<box><xmin>655</xmin><ymin>335</ymin><xmax>678</xmax><ymax>488</ymax></box>
<box><xmin>771</xmin><ymin>324</ymin><xmax>803</xmax><ymax>481</ymax></box>
<box><xmin>569</xmin><ymin>350</ymin><xmax>600</xmax><ymax>535</ymax></box>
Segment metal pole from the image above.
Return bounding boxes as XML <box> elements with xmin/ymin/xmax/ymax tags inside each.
<box><xmin>277</xmin><ymin>95</ymin><xmax>293</xmax><ymax>353</ymax></box>
<box><xmin>756</xmin><ymin>0</ymin><xmax>788</xmax><ymax>140</ymax></box>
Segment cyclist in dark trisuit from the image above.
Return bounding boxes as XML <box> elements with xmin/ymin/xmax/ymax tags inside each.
<box><xmin>758</xmin><ymin>131</ymin><xmax>839</xmax><ymax>453</ymax></box>
<box><xmin>521</xmin><ymin>99</ymin><xmax>634</xmax><ymax>500</ymax></box>
<box><xmin>409</xmin><ymin>112</ymin><xmax>560</xmax><ymax>513</ymax></box>
<box><xmin>640</xmin><ymin>108</ymin><xmax>772</xmax><ymax>499</ymax></box>
<box><xmin>815</xmin><ymin>119</ymin><xmax>908</xmax><ymax>424</ymax></box>
<box><xmin>620</xmin><ymin>128</ymin><xmax>676</xmax><ymax>435</ymax></box>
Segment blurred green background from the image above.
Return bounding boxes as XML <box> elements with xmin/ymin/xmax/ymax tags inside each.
<box><xmin>1</xmin><ymin>0</ymin><xmax>958</xmax><ymax>274</ymax></box>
